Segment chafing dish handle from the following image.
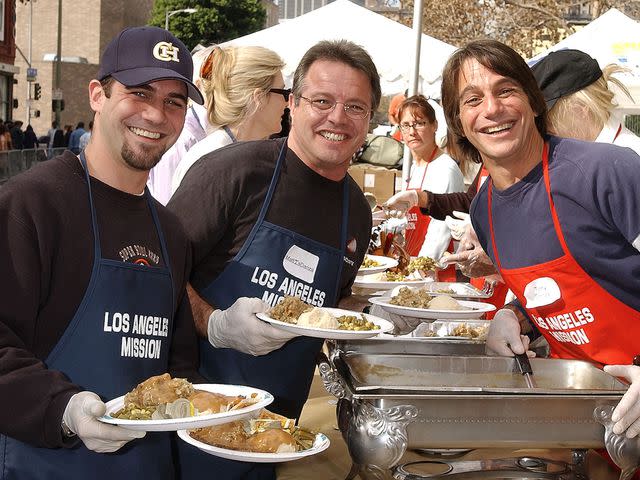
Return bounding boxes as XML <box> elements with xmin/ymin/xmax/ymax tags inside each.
<box><xmin>316</xmin><ymin>351</ymin><xmax>350</xmax><ymax>400</ymax></box>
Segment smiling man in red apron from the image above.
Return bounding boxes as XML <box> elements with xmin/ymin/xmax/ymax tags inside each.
<box><xmin>168</xmin><ymin>40</ymin><xmax>378</xmax><ymax>479</ymax></box>
<box><xmin>0</xmin><ymin>27</ymin><xmax>205</xmax><ymax>479</ymax></box>
<box><xmin>439</xmin><ymin>40</ymin><xmax>640</xmax><ymax>447</ymax></box>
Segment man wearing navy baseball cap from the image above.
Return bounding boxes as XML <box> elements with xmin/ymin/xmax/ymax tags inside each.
<box><xmin>0</xmin><ymin>26</ymin><xmax>203</xmax><ymax>479</ymax></box>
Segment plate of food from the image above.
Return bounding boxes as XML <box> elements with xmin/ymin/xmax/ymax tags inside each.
<box><xmin>369</xmin><ymin>287</ymin><xmax>496</xmax><ymax>320</ymax></box>
<box><xmin>256</xmin><ymin>296</ymin><xmax>393</xmax><ymax>340</ymax></box>
<box><xmin>177</xmin><ymin>409</ymin><xmax>330</xmax><ymax>463</ymax></box>
<box><xmin>413</xmin><ymin>320</ymin><xmax>491</xmax><ymax>340</ymax></box>
<box><xmin>354</xmin><ymin>256</ymin><xmax>438</xmax><ymax>289</ymax></box>
<box><xmin>419</xmin><ymin>282</ymin><xmax>492</xmax><ymax>299</ymax></box>
<box><xmin>358</xmin><ymin>254</ymin><xmax>398</xmax><ymax>275</ymax></box>
<box><xmin>99</xmin><ymin>374</ymin><xmax>273</xmax><ymax>431</ymax></box>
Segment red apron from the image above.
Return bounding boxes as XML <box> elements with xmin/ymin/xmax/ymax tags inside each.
<box><xmin>404</xmin><ymin>148</ymin><xmax>456</xmax><ymax>281</ymax></box>
<box><xmin>471</xmin><ymin>165</ymin><xmax>509</xmax><ymax>318</ymax></box>
<box><xmin>487</xmin><ymin>143</ymin><xmax>640</xmax><ymax>365</ymax></box>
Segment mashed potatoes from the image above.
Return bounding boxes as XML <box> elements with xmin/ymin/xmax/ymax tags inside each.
<box><xmin>428</xmin><ymin>294</ymin><xmax>469</xmax><ymax>311</ymax></box>
<box><xmin>297</xmin><ymin>307</ymin><xmax>339</xmax><ymax>329</ymax></box>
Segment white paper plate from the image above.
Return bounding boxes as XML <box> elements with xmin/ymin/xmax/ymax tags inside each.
<box><xmin>369</xmin><ymin>296</ymin><xmax>496</xmax><ymax>320</ymax></box>
<box><xmin>99</xmin><ymin>384</ymin><xmax>274</xmax><ymax>431</ymax></box>
<box><xmin>177</xmin><ymin>429</ymin><xmax>330</xmax><ymax>463</ymax></box>
<box><xmin>358</xmin><ymin>255</ymin><xmax>399</xmax><ymax>274</ymax></box>
<box><xmin>417</xmin><ymin>282</ymin><xmax>491</xmax><ymax>299</ymax></box>
<box><xmin>256</xmin><ymin>307</ymin><xmax>394</xmax><ymax>340</ymax></box>
<box><xmin>353</xmin><ymin>274</ymin><xmax>435</xmax><ymax>290</ymax></box>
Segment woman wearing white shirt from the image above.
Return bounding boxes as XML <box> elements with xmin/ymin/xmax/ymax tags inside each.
<box><xmin>170</xmin><ymin>45</ymin><xmax>288</xmax><ymax>197</ymax></box>
<box><xmin>399</xmin><ymin>95</ymin><xmax>464</xmax><ymax>280</ymax></box>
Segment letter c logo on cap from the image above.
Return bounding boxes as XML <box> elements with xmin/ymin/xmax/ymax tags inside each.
<box><xmin>153</xmin><ymin>42</ymin><xmax>180</xmax><ymax>62</ymax></box>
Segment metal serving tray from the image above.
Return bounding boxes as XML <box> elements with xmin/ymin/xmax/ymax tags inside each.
<box><xmin>330</xmin><ymin>335</ymin><xmax>487</xmax><ymax>357</ymax></box>
<box><xmin>343</xmin><ymin>355</ymin><xmax>627</xmax><ymax>394</ymax></box>
<box><xmin>412</xmin><ymin>320</ymin><xmax>490</xmax><ymax>340</ymax></box>
<box><xmin>328</xmin><ymin>354</ymin><xmax>628</xmax><ymax>449</ymax></box>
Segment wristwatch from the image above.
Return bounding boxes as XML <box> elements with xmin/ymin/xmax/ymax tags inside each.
<box><xmin>61</xmin><ymin>418</ymin><xmax>76</xmax><ymax>438</ymax></box>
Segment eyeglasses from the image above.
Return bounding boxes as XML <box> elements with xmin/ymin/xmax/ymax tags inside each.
<box><xmin>399</xmin><ymin>121</ymin><xmax>429</xmax><ymax>133</ymax></box>
<box><xmin>269</xmin><ymin>88</ymin><xmax>291</xmax><ymax>101</ymax></box>
<box><xmin>298</xmin><ymin>95</ymin><xmax>370</xmax><ymax>119</ymax></box>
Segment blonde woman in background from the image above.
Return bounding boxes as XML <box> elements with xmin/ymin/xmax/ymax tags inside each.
<box><xmin>147</xmin><ymin>45</ymin><xmax>215</xmax><ymax>205</ymax></box>
<box><xmin>169</xmin><ymin>45</ymin><xmax>287</xmax><ymax>196</ymax></box>
<box><xmin>532</xmin><ymin>49</ymin><xmax>640</xmax><ymax>154</ymax></box>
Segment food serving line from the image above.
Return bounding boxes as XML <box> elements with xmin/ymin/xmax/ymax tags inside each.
<box><xmin>94</xmin><ymin>251</ymin><xmax>637</xmax><ymax>478</ymax></box>
<box><xmin>275</xmin><ymin>263</ymin><xmax>635</xmax><ymax>480</ymax></box>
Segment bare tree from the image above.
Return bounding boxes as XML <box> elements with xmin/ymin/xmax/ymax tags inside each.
<box><xmin>396</xmin><ymin>0</ymin><xmax>638</xmax><ymax>58</ymax></box>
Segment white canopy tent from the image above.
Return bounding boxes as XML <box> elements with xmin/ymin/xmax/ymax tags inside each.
<box><xmin>529</xmin><ymin>8</ymin><xmax>640</xmax><ymax>112</ymax></box>
<box><xmin>220</xmin><ymin>0</ymin><xmax>456</xmax><ymax>99</ymax></box>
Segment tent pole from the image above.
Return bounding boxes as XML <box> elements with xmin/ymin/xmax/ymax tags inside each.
<box><xmin>401</xmin><ymin>0</ymin><xmax>424</xmax><ymax>186</ymax></box>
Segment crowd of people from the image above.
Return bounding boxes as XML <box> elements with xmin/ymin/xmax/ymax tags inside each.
<box><xmin>1</xmin><ymin>20</ymin><xmax>640</xmax><ymax>480</ymax></box>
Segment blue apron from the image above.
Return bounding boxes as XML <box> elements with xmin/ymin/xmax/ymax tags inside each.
<box><xmin>1</xmin><ymin>153</ymin><xmax>176</xmax><ymax>480</ymax></box>
<box><xmin>177</xmin><ymin>141</ymin><xmax>348</xmax><ymax>479</ymax></box>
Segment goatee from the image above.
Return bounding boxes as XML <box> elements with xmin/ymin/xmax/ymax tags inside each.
<box><xmin>121</xmin><ymin>142</ymin><xmax>164</xmax><ymax>171</ymax></box>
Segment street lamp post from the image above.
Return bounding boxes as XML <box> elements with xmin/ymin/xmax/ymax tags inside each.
<box><xmin>165</xmin><ymin>8</ymin><xmax>197</xmax><ymax>31</ymax></box>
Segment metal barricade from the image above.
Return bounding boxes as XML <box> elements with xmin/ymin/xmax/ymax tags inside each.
<box><xmin>0</xmin><ymin>147</ymin><xmax>62</xmax><ymax>185</ymax></box>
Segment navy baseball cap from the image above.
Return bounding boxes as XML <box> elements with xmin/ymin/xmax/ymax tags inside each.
<box><xmin>531</xmin><ymin>49</ymin><xmax>602</xmax><ymax>109</ymax></box>
<box><xmin>97</xmin><ymin>26</ymin><xmax>204</xmax><ymax>104</ymax></box>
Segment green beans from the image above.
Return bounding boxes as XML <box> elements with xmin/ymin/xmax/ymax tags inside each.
<box><xmin>336</xmin><ymin>314</ymin><xmax>377</xmax><ymax>331</ymax></box>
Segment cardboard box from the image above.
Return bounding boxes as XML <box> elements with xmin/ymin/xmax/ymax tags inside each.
<box><xmin>348</xmin><ymin>164</ymin><xmax>402</xmax><ymax>204</ymax></box>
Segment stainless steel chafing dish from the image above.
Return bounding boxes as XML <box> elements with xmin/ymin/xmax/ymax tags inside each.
<box><xmin>319</xmin><ymin>342</ymin><xmax>628</xmax><ymax>479</ymax></box>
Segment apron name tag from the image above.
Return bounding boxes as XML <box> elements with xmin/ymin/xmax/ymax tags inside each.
<box><xmin>524</xmin><ymin>277</ymin><xmax>561</xmax><ymax>308</ymax></box>
<box><xmin>282</xmin><ymin>245</ymin><xmax>319</xmax><ymax>284</ymax></box>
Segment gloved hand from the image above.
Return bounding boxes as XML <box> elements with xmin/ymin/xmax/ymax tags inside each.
<box><xmin>604</xmin><ymin>364</ymin><xmax>640</xmax><ymax>438</ymax></box>
<box><xmin>208</xmin><ymin>297</ymin><xmax>297</xmax><ymax>356</ymax></box>
<box><xmin>444</xmin><ymin>211</ymin><xmax>471</xmax><ymax>240</ymax></box>
<box><xmin>62</xmin><ymin>391</ymin><xmax>145</xmax><ymax>453</ymax></box>
<box><xmin>388</xmin><ymin>312</ymin><xmax>423</xmax><ymax>336</ymax></box>
<box><xmin>383</xmin><ymin>190</ymin><xmax>419</xmax><ymax>217</ymax></box>
<box><xmin>440</xmin><ymin>224</ymin><xmax>498</xmax><ymax>278</ymax></box>
<box><xmin>485</xmin><ymin>309</ymin><xmax>535</xmax><ymax>357</ymax></box>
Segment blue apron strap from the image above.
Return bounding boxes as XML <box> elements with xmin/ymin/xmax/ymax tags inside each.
<box><xmin>222</xmin><ymin>125</ymin><xmax>237</xmax><ymax>143</ymax></box>
<box><xmin>334</xmin><ymin>178</ymin><xmax>349</xmax><ymax>305</ymax></box>
<box><xmin>79</xmin><ymin>152</ymin><xmax>102</xmax><ymax>258</ymax></box>
<box><xmin>235</xmin><ymin>140</ymin><xmax>287</xmax><ymax>260</ymax></box>
<box><xmin>191</xmin><ymin>105</ymin><xmax>204</xmax><ymax>131</ymax></box>
<box><xmin>144</xmin><ymin>187</ymin><xmax>176</xmax><ymax>313</ymax></box>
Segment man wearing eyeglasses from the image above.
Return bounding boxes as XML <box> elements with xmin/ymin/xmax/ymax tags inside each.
<box><xmin>168</xmin><ymin>39</ymin><xmax>378</xmax><ymax>479</ymax></box>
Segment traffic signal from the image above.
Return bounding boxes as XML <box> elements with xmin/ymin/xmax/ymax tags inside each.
<box><xmin>52</xmin><ymin>99</ymin><xmax>65</xmax><ymax>111</ymax></box>
<box><xmin>34</xmin><ymin>83</ymin><xmax>41</xmax><ymax>100</ymax></box>
<box><xmin>33</xmin><ymin>110</ymin><xmax>40</xmax><ymax>118</ymax></box>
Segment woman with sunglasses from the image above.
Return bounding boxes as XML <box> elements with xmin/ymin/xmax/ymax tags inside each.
<box><xmin>395</xmin><ymin>95</ymin><xmax>464</xmax><ymax>280</ymax></box>
<box><xmin>167</xmin><ymin>45</ymin><xmax>287</xmax><ymax>198</ymax></box>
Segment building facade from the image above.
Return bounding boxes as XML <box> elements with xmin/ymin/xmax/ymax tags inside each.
<box><xmin>0</xmin><ymin>0</ymin><xmax>17</xmax><ymax>123</ymax></box>
<box><xmin>13</xmin><ymin>0</ymin><xmax>153</xmax><ymax>136</ymax></box>
<box><xmin>262</xmin><ymin>0</ymin><xmax>279</xmax><ymax>27</ymax></box>
<box><xmin>278</xmin><ymin>0</ymin><xmax>365</xmax><ymax>20</ymax></box>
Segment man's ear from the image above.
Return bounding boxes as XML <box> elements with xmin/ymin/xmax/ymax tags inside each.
<box><xmin>88</xmin><ymin>80</ymin><xmax>106</xmax><ymax>113</ymax></box>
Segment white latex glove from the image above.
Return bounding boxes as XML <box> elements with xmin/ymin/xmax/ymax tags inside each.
<box><xmin>62</xmin><ymin>391</ymin><xmax>145</xmax><ymax>453</ymax></box>
<box><xmin>383</xmin><ymin>190</ymin><xmax>419</xmax><ymax>217</ymax></box>
<box><xmin>440</xmin><ymin>224</ymin><xmax>498</xmax><ymax>278</ymax></box>
<box><xmin>208</xmin><ymin>297</ymin><xmax>297</xmax><ymax>356</ymax></box>
<box><xmin>388</xmin><ymin>312</ymin><xmax>423</xmax><ymax>336</ymax></box>
<box><xmin>604</xmin><ymin>364</ymin><xmax>640</xmax><ymax>438</ymax></box>
<box><xmin>444</xmin><ymin>211</ymin><xmax>471</xmax><ymax>241</ymax></box>
<box><xmin>485</xmin><ymin>309</ymin><xmax>534</xmax><ymax>357</ymax></box>
<box><xmin>369</xmin><ymin>303</ymin><xmax>422</xmax><ymax>335</ymax></box>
